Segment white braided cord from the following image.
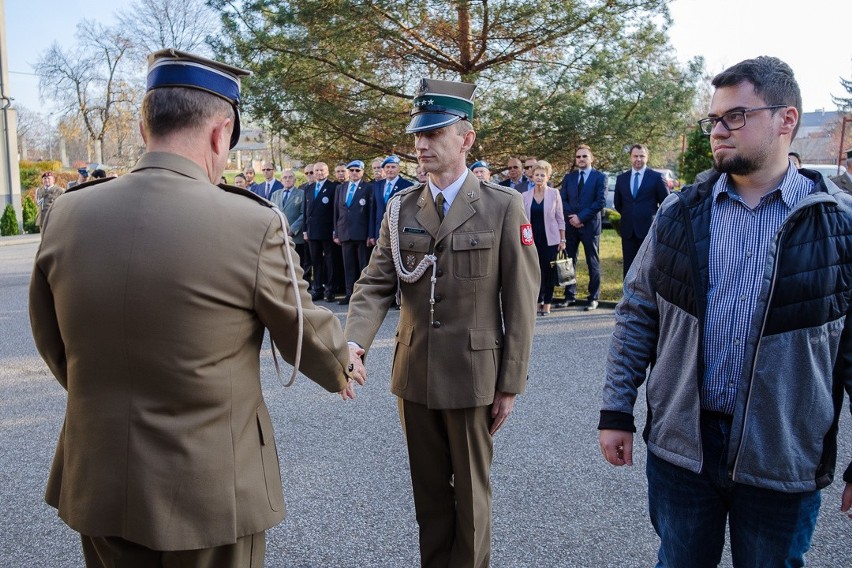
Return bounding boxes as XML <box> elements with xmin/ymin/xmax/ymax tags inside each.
<box><xmin>270</xmin><ymin>207</ymin><xmax>303</xmax><ymax>388</ymax></box>
<box><xmin>387</xmin><ymin>196</ymin><xmax>439</xmax><ymax>324</ymax></box>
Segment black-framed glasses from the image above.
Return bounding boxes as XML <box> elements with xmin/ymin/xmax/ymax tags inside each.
<box><xmin>261</xmin><ymin>168</ymin><xmax>273</xmax><ymax>171</ymax></box>
<box><xmin>348</xmin><ymin>168</ymin><xmax>362</xmax><ymax>172</ymax></box>
<box><xmin>508</xmin><ymin>165</ymin><xmax>521</xmax><ymax>170</ymax></box>
<box><xmin>305</xmin><ymin>171</ymin><xmax>313</xmax><ymax>175</ymax></box>
<box><xmin>698</xmin><ymin>105</ymin><xmax>787</xmax><ymax>135</ymax></box>
<box><xmin>576</xmin><ymin>154</ymin><xmax>589</xmax><ymax>158</ymax></box>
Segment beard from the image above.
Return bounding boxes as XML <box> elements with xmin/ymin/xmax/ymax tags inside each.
<box><xmin>714</xmin><ymin>154</ymin><xmax>760</xmax><ymax>175</ymax></box>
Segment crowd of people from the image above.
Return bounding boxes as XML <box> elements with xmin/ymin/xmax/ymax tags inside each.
<box><xmin>241</xmin><ymin>140</ymin><xmax>673</xmax><ymax>318</ymax></box>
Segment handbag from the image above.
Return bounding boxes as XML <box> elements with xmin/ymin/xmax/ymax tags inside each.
<box><xmin>551</xmin><ymin>251</ymin><xmax>576</xmax><ymax>287</ymax></box>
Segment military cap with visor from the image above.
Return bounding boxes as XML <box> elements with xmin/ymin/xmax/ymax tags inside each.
<box><xmin>146</xmin><ymin>49</ymin><xmax>251</xmax><ymax>149</ymax></box>
<box><xmin>406</xmin><ymin>78</ymin><xmax>477</xmax><ymax>134</ymax></box>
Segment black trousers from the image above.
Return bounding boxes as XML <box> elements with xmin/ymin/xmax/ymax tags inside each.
<box><xmin>308</xmin><ymin>238</ymin><xmax>335</xmax><ymax>294</ymax></box>
<box><xmin>564</xmin><ymin>228</ymin><xmax>601</xmax><ymax>300</ymax></box>
<box><xmin>341</xmin><ymin>240</ymin><xmax>369</xmax><ymax>296</ymax></box>
<box><xmin>621</xmin><ymin>234</ymin><xmax>644</xmax><ymax>278</ymax></box>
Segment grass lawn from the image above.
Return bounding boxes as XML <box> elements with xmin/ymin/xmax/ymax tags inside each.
<box><xmin>571</xmin><ymin>228</ymin><xmax>624</xmax><ymax>302</ymax></box>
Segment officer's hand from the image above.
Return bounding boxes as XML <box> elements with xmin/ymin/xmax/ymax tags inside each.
<box><xmin>367</xmin><ymin>238</ymin><xmax>376</xmax><ymax>247</ymax></box>
<box><xmin>490</xmin><ymin>391</ymin><xmax>517</xmax><ymax>435</ymax></box>
<box><xmin>841</xmin><ymin>482</ymin><xmax>852</xmax><ymax>519</ymax></box>
<box><xmin>599</xmin><ymin>429</ymin><xmax>634</xmax><ymax>466</ymax></box>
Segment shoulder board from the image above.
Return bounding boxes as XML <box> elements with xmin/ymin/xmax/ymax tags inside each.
<box><xmin>64</xmin><ymin>176</ymin><xmax>115</xmax><ymax>194</ymax></box>
<box><xmin>217</xmin><ymin>183</ymin><xmax>276</xmax><ymax>207</ymax></box>
<box><xmin>481</xmin><ymin>180</ymin><xmax>514</xmax><ymax>195</ymax></box>
<box><xmin>394</xmin><ymin>183</ymin><xmax>424</xmax><ymax>198</ymax></box>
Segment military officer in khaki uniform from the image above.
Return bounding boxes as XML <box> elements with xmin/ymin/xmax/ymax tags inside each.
<box><xmin>345</xmin><ymin>79</ymin><xmax>539</xmax><ymax>567</ymax></box>
<box><xmin>29</xmin><ymin>49</ymin><xmax>365</xmax><ymax>568</ymax></box>
<box><xmin>830</xmin><ymin>149</ymin><xmax>852</xmax><ymax>194</ymax></box>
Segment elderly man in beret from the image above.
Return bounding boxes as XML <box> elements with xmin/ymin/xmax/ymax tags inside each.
<box><xmin>346</xmin><ymin>78</ymin><xmax>539</xmax><ymax>567</ymax></box>
<box><xmin>29</xmin><ymin>49</ymin><xmax>365</xmax><ymax>567</ymax></box>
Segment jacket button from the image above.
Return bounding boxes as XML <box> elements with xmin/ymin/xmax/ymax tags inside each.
<box><xmin>494</xmin><ymin>339</ymin><xmax>500</xmax><ymax>345</ymax></box>
<box><xmin>408</xmin><ymin>241</ymin><xmax>414</xmax><ymax>248</ymax></box>
<box><xmin>471</xmin><ymin>239</ymin><xmax>478</xmax><ymax>246</ymax></box>
<box><xmin>434</xmin><ymin>294</ymin><xmax>442</xmax><ymax>302</ymax></box>
<box><xmin>436</xmin><ymin>244</ymin><xmax>444</xmax><ymax>252</ymax></box>
<box><xmin>436</xmin><ymin>269</ymin><xmax>443</xmax><ymax>277</ymax></box>
<box><xmin>432</xmin><ymin>320</ymin><xmax>441</xmax><ymax>328</ymax></box>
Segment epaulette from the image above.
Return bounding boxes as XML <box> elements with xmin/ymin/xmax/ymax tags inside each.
<box><xmin>217</xmin><ymin>183</ymin><xmax>277</xmax><ymax>208</ymax></box>
<box><xmin>64</xmin><ymin>176</ymin><xmax>115</xmax><ymax>194</ymax></box>
<box><xmin>391</xmin><ymin>183</ymin><xmax>424</xmax><ymax>202</ymax></box>
<box><xmin>481</xmin><ymin>180</ymin><xmax>514</xmax><ymax>195</ymax></box>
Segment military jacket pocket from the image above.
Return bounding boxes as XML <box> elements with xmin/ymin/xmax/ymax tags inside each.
<box><xmin>256</xmin><ymin>404</ymin><xmax>285</xmax><ymax>512</ymax></box>
<box><xmin>452</xmin><ymin>230</ymin><xmax>494</xmax><ymax>279</ymax></box>
<box><xmin>398</xmin><ymin>233</ymin><xmax>433</xmax><ymax>272</ymax></box>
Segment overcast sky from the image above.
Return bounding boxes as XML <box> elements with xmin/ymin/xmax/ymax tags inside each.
<box><xmin>4</xmin><ymin>0</ymin><xmax>850</xmax><ymax>117</ymax></box>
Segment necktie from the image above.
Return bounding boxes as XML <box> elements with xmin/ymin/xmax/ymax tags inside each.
<box><xmin>578</xmin><ymin>171</ymin><xmax>585</xmax><ymax>192</ymax></box>
<box><xmin>346</xmin><ymin>183</ymin><xmax>356</xmax><ymax>207</ymax></box>
<box><xmin>281</xmin><ymin>190</ymin><xmax>290</xmax><ymax>206</ymax></box>
<box><xmin>266</xmin><ymin>182</ymin><xmax>272</xmax><ymax>198</ymax></box>
<box><xmin>435</xmin><ymin>192</ymin><xmax>445</xmax><ymax>221</ymax></box>
<box><xmin>314</xmin><ymin>182</ymin><xmax>321</xmax><ymax>198</ymax></box>
<box><xmin>384</xmin><ymin>181</ymin><xmax>393</xmax><ymax>203</ymax></box>
<box><xmin>632</xmin><ymin>172</ymin><xmax>640</xmax><ymax>198</ymax></box>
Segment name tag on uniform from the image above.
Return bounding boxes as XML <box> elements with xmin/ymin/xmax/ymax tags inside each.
<box><xmin>403</xmin><ymin>227</ymin><xmax>427</xmax><ymax>234</ymax></box>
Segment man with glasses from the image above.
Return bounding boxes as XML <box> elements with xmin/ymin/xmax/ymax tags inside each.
<box><xmin>498</xmin><ymin>157</ymin><xmax>529</xmax><ymax>192</ymax></box>
<box><xmin>522</xmin><ymin>157</ymin><xmax>538</xmax><ymax>192</ymax></box>
<box><xmin>600</xmin><ymin>56</ymin><xmax>852</xmax><ymax>567</ymax></box>
<box><xmin>557</xmin><ymin>144</ymin><xmax>607</xmax><ymax>310</ymax></box>
<box><xmin>270</xmin><ymin>169</ymin><xmax>308</xmax><ymax>283</ymax></box>
<box><xmin>332</xmin><ymin>160</ymin><xmax>372</xmax><ymax>305</ymax></box>
<box><xmin>253</xmin><ymin>161</ymin><xmax>283</xmax><ymax>200</ymax></box>
<box><xmin>613</xmin><ymin>144</ymin><xmax>669</xmax><ymax>276</ymax></box>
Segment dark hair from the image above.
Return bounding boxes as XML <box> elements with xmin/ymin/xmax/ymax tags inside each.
<box><xmin>234</xmin><ymin>173</ymin><xmax>247</xmax><ymax>182</ymax></box>
<box><xmin>629</xmin><ymin>144</ymin><xmax>648</xmax><ymax>155</ymax></box>
<box><xmin>92</xmin><ymin>169</ymin><xmax>107</xmax><ymax>179</ymax></box>
<box><xmin>142</xmin><ymin>87</ymin><xmax>234</xmax><ymax>140</ymax></box>
<box><xmin>711</xmin><ymin>56</ymin><xmax>802</xmax><ymax>139</ymax></box>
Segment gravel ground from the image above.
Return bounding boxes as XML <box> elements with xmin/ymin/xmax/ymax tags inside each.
<box><xmin>1</xmin><ymin>238</ymin><xmax>849</xmax><ymax>567</ymax></box>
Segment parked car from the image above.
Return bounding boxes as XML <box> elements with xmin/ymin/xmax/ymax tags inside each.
<box><xmin>652</xmin><ymin>168</ymin><xmax>680</xmax><ymax>191</ymax></box>
<box><xmin>801</xmin><ymin>163</ymin><xmax>842</xmax><ymax>179</ymax></box>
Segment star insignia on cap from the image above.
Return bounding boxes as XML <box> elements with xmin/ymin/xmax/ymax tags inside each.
<box><xmin>427</xmin><ymin>99</ymin><xmax>434</xmax><ymax>105</ymax></box>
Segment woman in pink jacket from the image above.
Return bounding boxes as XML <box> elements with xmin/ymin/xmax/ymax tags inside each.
<box><xmin>523</xmin><ymin>160</ymin><xmax>566</xmax><ymax>316</ymax></box>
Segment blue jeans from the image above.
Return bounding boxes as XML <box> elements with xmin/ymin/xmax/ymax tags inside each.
<box><xmin>646</xmin><ymin>413</ymin><xmax>821</xmax><ymax>567</ymax></box>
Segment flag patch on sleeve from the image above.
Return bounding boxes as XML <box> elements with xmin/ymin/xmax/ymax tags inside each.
<box><xmin>521</xmin><ymin>224</ymin><xmax>534</xmax><ymax>246</ymax></box>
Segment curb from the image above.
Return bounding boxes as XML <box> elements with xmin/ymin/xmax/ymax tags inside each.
<box><xmin>0</xmin><ymin>234</ymin><xmax>41</xmax><ymax>247</ymax></box>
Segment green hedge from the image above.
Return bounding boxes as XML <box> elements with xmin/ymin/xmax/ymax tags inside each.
<box><xmin>1</xmin><ymin>204</ymin><xmax>20</xmax><ymax>236</ymax></box>
<box><xmin>23</xmin><ymin>195</ymin><xmax>38</xmax><ymax>234</ymax></box>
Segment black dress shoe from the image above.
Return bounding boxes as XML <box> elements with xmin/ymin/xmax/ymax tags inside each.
<box><xmin>310</xmin><ymin>291</ymin><xmax>323</xmax><ymax>301</ymax></box>
<box><xmin>324</xmin><ymin>294</ymin><xmax>335</xmax><ymax>302</ymax></box>
<box><xmin>337</xmin><ymin>296</ymin><xmax>350</xmax><ymax>305</ymax></box>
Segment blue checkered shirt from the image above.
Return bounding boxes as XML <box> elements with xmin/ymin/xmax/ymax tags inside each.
<box><xmin>702</xmin><ymin>164</ymin><xmax>814</xmax><ymax>414</ymax></box>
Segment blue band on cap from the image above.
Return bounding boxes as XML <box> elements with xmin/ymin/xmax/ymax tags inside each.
<box><xmin>147</xmin><ymin>60</ymin><xmax>241</xmax><ymax>105</ymax></box>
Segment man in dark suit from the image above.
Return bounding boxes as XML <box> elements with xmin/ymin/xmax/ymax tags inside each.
<box><xmin>304</xmin><ymin>161</ymin><xmax>338</xmax><ymax>301</ymax></box>
<box><xmin>368</xmin><ymin>154</ymin><xmax>413</xmax><ymax>246</ymax></box>
<box><xmin>333</xmin><ymin>160</ymin><xmax>372</xmax><ymax>304</ymax></box>
<box><xmin>29</xmin><ymin>48</ymin><xmax>365</xmax><ymax>567</ymax></box>
<box><xmin>498</xmin><ymin>157</ymin><xmax>529</xmax><ymax>192</ymax></box>
<box><xmin>253</xmin><ymin>161</ymin><xmax>283</xmax><ymax>200</ymax></box>
<box><xmin>558</xmin><ymin>144</ymin><xmax>607</xmax><ymax>310</ymax></box>
<box><xmin>614</xmin><ymin>144</ymin><xmax>669</xmax><ymax>276</ymax></box>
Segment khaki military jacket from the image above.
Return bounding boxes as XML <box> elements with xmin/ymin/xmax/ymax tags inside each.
<box><xmin>831</xmin><ymin>172</ymin><xmax>852</xmax><ymax>194</ymax></box>
<box><xmin>29</xmin><ymin>152</ymin><xmax>350</xmax><ymax>551</ymax></box>
<box><xmin>345</xmin><ymin>172</ymin><xmax>539</xmax><ymax>409</ymax></box>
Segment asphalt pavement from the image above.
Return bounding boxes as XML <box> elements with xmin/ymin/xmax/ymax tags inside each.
<box><xmin>1</xmin><ymin>237</ymin><xmax>849</xmax><ymax>567</ymax></box>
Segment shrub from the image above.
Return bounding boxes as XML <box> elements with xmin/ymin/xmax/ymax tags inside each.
<box><xmin>604</xmin><ymin>208</ymin><xmax>621</xmax><ymax>236</ymax></box>
<box><xmin>22</xmin><ymin>195</ymin><xmax>39</xmax><ymax>234</ymax></box>
<box><xmin>19</xmin><ymin>160</ymin><xmax>62</xmax><ymax>191</ymax></box>
<box><xmin>1</xmin><ymin>204</ymin><xmax>20</xmax><ymax>236</ymax></box>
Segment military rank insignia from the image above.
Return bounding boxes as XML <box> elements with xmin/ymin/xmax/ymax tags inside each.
<box><xmin>521</xmin><ymin>224</ymin><xmax>534</xmax><ymax>246</ymax></box>
<box><xmin>406</xmin><ymin>254</ymin><xmax>416</xmax><ymax>270</ymax></box>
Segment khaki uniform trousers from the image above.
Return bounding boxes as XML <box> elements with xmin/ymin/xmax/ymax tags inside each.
<box><xmin>399</xmin><ymin>398</ymin><xmax>493</xmax><ymax>568</ymax></box>
<box><xmin>80</xmin><ymin>532</ymin><xmax>265</xmax><ymax>568</ymax></box>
